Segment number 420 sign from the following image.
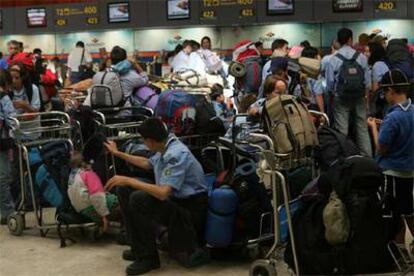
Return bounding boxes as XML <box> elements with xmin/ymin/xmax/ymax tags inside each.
<box><xmin>376</xmin><ymin>0</ymin><xmax>396</xmax><ymax>11</ymax></box>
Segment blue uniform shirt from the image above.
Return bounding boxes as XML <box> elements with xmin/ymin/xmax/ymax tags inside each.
<box><xmin>377</xmin><ymin>99</ymin><xmax>414</xmax><ymax>171</ymax></box>
<box><xmin>149</xmin><ymin>135</ymin><xmax>207</xmax><ymax>199</ymax></box>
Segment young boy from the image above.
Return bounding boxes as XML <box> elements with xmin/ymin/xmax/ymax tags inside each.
<box><xmin>211</xmin><ymin>83</ymin><xmax>233</xmax><ymax>127</ymax></box>
<box><xmin>367</xmin><ymin>69</ymin><xmax>414</xmax><ymax>248</ymax></box>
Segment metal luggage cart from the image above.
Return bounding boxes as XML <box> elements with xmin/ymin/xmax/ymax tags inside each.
<box><xmin>7</xmin><ymin>111</ymin><xmax>97</xmax><ymax>238</ymax></box>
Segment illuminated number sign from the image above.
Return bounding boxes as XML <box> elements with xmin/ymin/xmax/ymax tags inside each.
<box><xmin>86</xmin><ymin>17</ymin><xmax>98</xmax><ymax>25</ymax></box>
<box><xmin>84</xmin><ymin>5</ymin><xmax>97</xmax><ymax>14</ymax></box>
<box><xmin>240</xmin><ymin>8</ymin><xmax>254</xmax><ymax>17</ymax></box>
<box><xmin>238</xmin><ymin>0</ymin><xmax>253</xmax><ymax>4</ymax></box>
<box><xmin>203</xmin><ymin>0</ymin><xmax>220</xmax><ymax>7</ymax></box>
<box><xmin>56</xmin><ymin>18</ymin><xmax>67</xmax><ymax>26</ymax></box>
<box><xmin>202</xmin><ymin>10</ymin><xmax>216</xmax><ymax>19</ymax></box>
<box><xmin>376</xmin><ymin>1</ymin><xmax>396</xmax><ymax>11</ymax></box>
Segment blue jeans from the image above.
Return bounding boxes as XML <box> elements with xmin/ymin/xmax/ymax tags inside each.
<box><xmin>333</xmin><ymin>96</ymin><xmax>372</xmax><ymax>157</ymax></box>
<box><xmin>0</xmin><ymin>151</ymin><xmax>15</xmax><ymax>220</ymax></box>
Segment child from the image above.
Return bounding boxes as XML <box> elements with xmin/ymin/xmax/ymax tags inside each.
<box><xmin>211</xmin><ymin>83</ymin><xmax>233</xmax><ymax>127</ymax></box>
<box><xmin>367</xmin><ymin>69</ymin><xmax>414</xmax><ymax>249</ymax></box>
<box><xmin>68</xmin><ymin>151</ymin><xmax>118</xmax><ymax>232</ymax></box>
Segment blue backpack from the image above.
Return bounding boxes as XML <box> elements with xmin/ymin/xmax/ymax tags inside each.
<box><xmin>336</xmin><ymin>52</ymin><xmax>365</xmax><ymax>99</ymax></box>
<box><xmin>155</xmin><ymin>90</ymin><xmax>197</xmax><ymax>136</ymax></box>
<box><xmin>34</xmin><ymin>141</ymin><xmax>71</xmax><ymax>209</ymax></box>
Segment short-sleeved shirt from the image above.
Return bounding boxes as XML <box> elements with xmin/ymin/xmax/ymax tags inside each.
<box><xmin>0</xmin><ymin>58</ymin><xmax>8</xmax><ymax>70</ymax></box>
<box><xmin>67</xmin><ymin>47</ymin><xmax>92</xmax><ymax>72</ymax></box>
<box><xmin>372</xmin><ymin>61</ymin><xmax>389</xmax><ymax>84</ymax></box>
<box><xmin>376</xmin><ymin>99</ymin><xmax>414</xmax><ymax>171</ymax></box>
<box><xmin>293</xmin><ymin>77</ymin><xmax>324</xmax><ymax>106</ymax></box>
<box><xmin>11</xmin><ymin>84</ymin><xmax>41</xmax><ymax>139</ymax></box>
<box><xmin>149</xmin><ymin>135</ymin><xmax>207</xmax><ymax>199</ymax></box>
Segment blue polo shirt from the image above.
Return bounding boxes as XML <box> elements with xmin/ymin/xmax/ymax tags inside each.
<box><xmin>149</xmin><ymin>135</ymin><xmax>207</xmax><ymax>199</ymax></box>
<box><xmin>377</xmin><ymin>99</ymin><xmax>414</xmax><ymax>171</ymax></box>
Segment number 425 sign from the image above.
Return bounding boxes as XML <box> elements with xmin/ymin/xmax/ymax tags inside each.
<box><xmin>375</xmin><ymin>0</ymin><xmax>396</xmax><ymax>11</ymax></box>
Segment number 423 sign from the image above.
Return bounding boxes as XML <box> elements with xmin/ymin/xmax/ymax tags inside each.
<box><xmin>375</xmin><ymin>0</ymin><xmax>396</xmax><ymax>11</ymax></box>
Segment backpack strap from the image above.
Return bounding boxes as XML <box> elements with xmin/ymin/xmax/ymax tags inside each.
<box><xmin>351</xmin><ymin>52</ymin><xmax>360</xmax><ymax>61</ymax></box>
<box><xmin>100</xmin><ymin>71</ymin><xmax>108</xmax><ymax>84</ymax></box>
<box><xmin>335</xmin><ymin>53</ymin><xmax>347</xmax><ymax>62</ymax></box>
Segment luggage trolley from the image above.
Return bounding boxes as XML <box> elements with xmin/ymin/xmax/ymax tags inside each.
<box><xmin>7</xmin><ymin>111</ymin><xmax>97</xmax><ymax>238</ymax></box>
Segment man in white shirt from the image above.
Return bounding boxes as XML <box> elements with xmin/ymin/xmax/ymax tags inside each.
<box><xmin>67</xmin><ymin>41</ymin><xmax>92</xmax><ymax>84</ymax></box>
<box><xmin>170</xmin><ymin>40</ymin><xmax>192</xmax><ymax>73</ymax></box>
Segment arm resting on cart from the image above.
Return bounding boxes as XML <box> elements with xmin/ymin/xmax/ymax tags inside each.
<box><xmin>105</xmin><ymin>140</ymin><xmax>152</xmax><ymax>171</ymax></box>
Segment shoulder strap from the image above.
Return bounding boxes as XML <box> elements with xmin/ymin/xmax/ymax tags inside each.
<box><xmin>80</xmin><ymin>49</ymin><xmax>85</xmax><ymax>65</ymax></box>
<box><xmin>25</xmin><ymin>83</ymin><xmax>33</xmax><ymax>103</ymax></box>
<box><xmin>100</xmin><ymin>71</ymin><xmax>108</xmax><ymax>84</ymax></box>
<box><xmin>351</xmin><ymin>52</ymin><xmax>359</xmax><ymax>61</ymax></box>
<box><xmin>336</xmin><ymin>53</ymin><xmax>347</xmax><ymax>62</ymax></box>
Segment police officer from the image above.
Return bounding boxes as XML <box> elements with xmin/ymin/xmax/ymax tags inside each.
<box><xmin>105</xmin><ymin>118</ymin><xmax>208</xmax><ymax>275</ymax></box>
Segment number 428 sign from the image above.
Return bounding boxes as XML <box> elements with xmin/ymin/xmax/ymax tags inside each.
<box><xmin>376</xmin><ymin>0</ymin><xmax>396</xmax><ymax>11</ymax></box>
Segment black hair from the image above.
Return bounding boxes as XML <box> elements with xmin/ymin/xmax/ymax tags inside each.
<box><xmin>201</xmin><ymin>36</ymin><xmax>212</xmax><ymax>48</ymax></box>
<box><xmin>175</xmin><ymin>44</ymin><xmax>183</xmax><ymax>54</ymax></box>
<box><xmin>18</xmin><ymin>42</ymin><xmax>24</xmax><ymax>49</ymax></box>
<box><xmin>368</xmin><ymin>42</ymin><xmax>387</xmax><ymax>66</ymax></box>
<box><xmin>0</xmin><ymin>52</ymin><xmax>2</xmax><ymax>59</ymax></box>
<box><xmin>271</xmin><ymin>39</ymin><xmax>288</xmax><ymax>51</ymax></box>
<box><xmin>380</xmin><ymin>69</ymin><xmax>410</xmax><ymax>95</ymax></box>
<box><xmin>211</xmin><ymin>83</ymin><xmax>224</xmax><ymax>100</ymax></box>
<box><xmin>255</xmin><ymin>41</ymin><xmax>263</xmax><ymax>48</ymax></box>
<box><xmin>300</xmin><ymin>40</ymin><xmax>311</xmax><ymax>48</ymax></box>
<box><xmin>301</xmin><ymin>46</ymin><xmax>319</xmax><ymax>59</ymax></box>
<box><xmin>337</xmin><ymin>28</ymin><xmax>353</xmax><ymax>46</ymax></box>
<box><xmin>190</xmin><ymin>40</ymin><xmax>200</xmax><ymax>51</ymax></box>
<box><xmin>0</xmin><ymin>69</ymin><xmax>12</xmax><ymax>90</ymax></box>
<box><xmin>182</xmin><ymin>40</ymin><xmax>191</xmax><ymax>48</ymax></box>
<box><xmin>111</xmin><ymin>46</ymin><xmax>127</xmax><ymax>65</ymax></box>
<box><xmin>33</xmin><ymin>48</ymin><xmax>42</xmax><ymax>55</ymax></box>
<box><xmin>401</xmin><ymin>38</ymin><xmax>408</xmax><ymax>44</ymax></box>
<box><xmin>76</xmin><ymin>41</ymin><xmax>85</xmax><ymax>48</ymax></box>
<box><xmin>138</xmin><ymin>118</ymin><xmax>169</xmax><ymax>142</ymax></box>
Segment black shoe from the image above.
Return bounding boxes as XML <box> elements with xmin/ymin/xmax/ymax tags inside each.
<box><xmin>126</xmin><ymin>256</ymin><xmax>160</xmax><ymax>275</ymax></box>
<box><xmin>117</xmin><ymin>232</ymin><xmax>130</xmax><ymax>246</ymax></box>
<box><xmin>122</xmin><ymin>249</ymin><xmax>136</xmax><ymax>262</ymax></box>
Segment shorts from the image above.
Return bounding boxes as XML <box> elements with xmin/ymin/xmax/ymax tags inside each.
<box><xmin>80</xmin><ymin>193</ymin><xmax>118</xmax><ymax>223</ymax></box>
<box><xmin>384</xmin><ymin>175</ymin><xmax>414</xmax><ymax>217</ymax></box>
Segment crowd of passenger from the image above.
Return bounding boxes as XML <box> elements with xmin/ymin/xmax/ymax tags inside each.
<box><xmin>0</xmin><ymin>27</ymin><xmax>413</xmax><ymax>275</ymax></box>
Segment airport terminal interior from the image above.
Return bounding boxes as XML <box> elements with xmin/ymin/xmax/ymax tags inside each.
<box><xmin>0</xmin><ymin>0</ymin><xmax>413</xmax><ymax>275</ymax></box>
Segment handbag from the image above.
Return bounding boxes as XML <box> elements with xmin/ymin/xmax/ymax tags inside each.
<box><xmin>78</xmin><ymin>49</ymin><xmax>95</xmax><ymax>80</ymax></box>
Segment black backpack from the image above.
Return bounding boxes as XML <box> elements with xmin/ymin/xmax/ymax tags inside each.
<box><xmin>194</xmin><ymin>94</ymin><xmax>226</xmax><ymax>136</ymax></box>
<box><xmin>315</xmin><ymin>126</ymin><xmax>360</xmax><ymax>171</ymax></box>
<box><xmin>336</xmin><ymin>52</ymin><xmax>365</xmax><ymax>99</ymax></box>
<box><xmin>285</xmin><ymin>156</ymin><xmax>393</xmax><ymax>275</ymax></box>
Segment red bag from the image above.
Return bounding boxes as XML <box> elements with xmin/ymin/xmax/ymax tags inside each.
<box><xmin>41</xmin><ymin>69</ymin><xmax>57</xmax><ymax>98</ymax></box>
<box><xmin>8</xmin><ymin>52</ymin><xmax>34</xmax><ymax>72</ymax></box>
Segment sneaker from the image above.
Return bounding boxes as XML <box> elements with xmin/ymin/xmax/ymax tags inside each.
<box><xmin>126</xmin><ymin>256</ymin><xmax>160</xmax><ymax>275</ymax></box>
<box><xmin>122</xmin><ymin>249</ymin><xmax>136</xmax><ymax>262</ymax></box>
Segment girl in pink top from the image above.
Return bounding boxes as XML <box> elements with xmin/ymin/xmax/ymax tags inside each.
<box><xmin>68</xmin><ymin>152</ymin><xmax>118</xmax><ymax>232</ymax></box>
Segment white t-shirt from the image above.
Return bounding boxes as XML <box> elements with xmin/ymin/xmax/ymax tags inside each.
<box><xmin>67</xmin><ymin>47</ymin><xmax>92</xmax><ymax>72</ymax></box>
<box><xmin>171</xmin><ymin>51</ymin><xmax>190</xmax><ymax>73</ymax></box>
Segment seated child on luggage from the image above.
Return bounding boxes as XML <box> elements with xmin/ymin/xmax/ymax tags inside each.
<box><xmin>211</xmin><ymin>83</ymin><xmax>233</xmax><ymax>127</ymax></box>
<box><xmin>248</xmin><ymin>74</ymin><xmax>286</xmax><ymax>117</ymax></box>
<box><xmin>68</xmin><ymin>151</ymin><xmax>118</xmax><ymax>232</ymax></box>
<box><xmin>367</xmin><ymin>69</ymin><xmax>414</xmax><ymax>248</ymax></box>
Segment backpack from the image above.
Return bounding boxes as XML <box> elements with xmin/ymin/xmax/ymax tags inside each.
<box><xmin>287</xmin><ymin>59</ymin><xmax>301</xmax><ymax>95</ymax></box>
<box><xmin>33</xmin><ymin>141</ymin><xmax>74</xmax><ymax>213</ymax></box>
<box><xmin>336</xmin><ymin>52</ymin><xmax>365</xmax><ymax>99</ymax></box>
<box><xmin>315</xmin><ymin>126</ymin><xmax>360</xmax><ymax>171</ymax></box>
<box><xmin>235</xmin><ymin>56</ymin><xmax>262</xmax><ymax>96</ymax></box>
<box><xmin>131</xmin><ymin>86</ymin><xmax>159</xmax><ymax>110</ymax></box>
<box><xmin>194</xmin><ymin>94</ymin><xmax>225</xmax><ymax>135</ymax></box>
<box><xmin>262</xmin><ymin>95</ymin><xmax>319</xmax><ymax>154</ymax></box>
<box><xmin>155</xmin><ymin>90</ymin><xmax>197</xmax><ymax>136</ymax></box>
<box><xmin>90</xmin><ymin>69</ymin><xmax>125</xmax><ymax>109</ymax></box>
<box><xmin>387</xmin><ymin>39</ymin><xmax>414</xmax><ymax>81</ymax></box>
<box><xmin>285</xmin><ymin>157</ymin><xmax>393</xmax><ymax>274</ymax></box>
